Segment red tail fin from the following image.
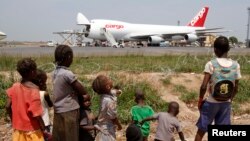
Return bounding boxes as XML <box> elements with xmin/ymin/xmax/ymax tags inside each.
<box><xmin>187</xmin><ymin>7</ymin><xmax>209</xmax><ymax>27</ymax></box>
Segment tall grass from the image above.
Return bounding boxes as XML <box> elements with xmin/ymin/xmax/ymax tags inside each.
<box><xmin>232</xmin><ymin>79</ymin><xmax>250</xmax><ymax>114</ymax></box>
<box><xmin>0</xmin><ymin>55</ymin><xmax>249</xmax><ymax>74</ymax></box>
<box><xmin>174</xmin><ymin>85</ymin><xmax>198</xmax><ymax>104</ymax></box>
<box><xmin>0</xmin><ymin>73</ymin><xmax>14</xmax><ymax>117</ymax></box>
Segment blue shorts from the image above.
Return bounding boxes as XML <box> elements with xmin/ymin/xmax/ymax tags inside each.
<box><xmin>196</xmin><ymin>101</ymin><xmax>231</xmax><ymax>132</ymax></box>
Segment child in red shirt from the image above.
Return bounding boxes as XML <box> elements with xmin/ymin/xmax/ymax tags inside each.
<box><xmin>5</xmin><ymin>58</ymin><xmax>45</xmax><ymax>141</ymax></box>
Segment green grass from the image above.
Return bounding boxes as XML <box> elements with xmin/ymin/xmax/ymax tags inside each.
<box><xmin>161</xmin><ymin>77</ymin><xmax>172</xmax><ymax>86</ymax></box>
<box><xmin>117</xmin><ymin>82</ymin><xmax>168</xmax><ymax>124</ymax></box>
<box><xmin>180</xmin><ymin>91</ymin><xmax>198</xmax><ymax>104</ymax></box>
<box><xmin>174</xmin><ymin>85</ymin><xmax>187</xmax><ymax>94</ymax></box>
<box><xmin>234</xmin><ymin>79</ymin><xmax>250</xmax><ymax>103</ymax></box>
<box><xmin>174</xmin><ymin>84</ymin><xmax>198</xmax><ymax>104</ymax></box>
<box><xmin>0</xmin><ymin>54</ymin><xmax>250</xmax><ymax>119</ymax></box>
<box><xmin>0</xmin><ymin>55</ymin><xmax>250</xmax><ymax>74</ymax></box>
<box><xmin>232</xmin><ymin>79</ymin><xmax>250</xmax><ymax>114</ymax></box>
<box><xmin>0</xmin><ymin>73</ymin><xmax>15</xmax><ymax>117</ymax></box>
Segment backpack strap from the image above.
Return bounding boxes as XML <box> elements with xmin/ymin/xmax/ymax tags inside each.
<box><xmin>211</xmin><ymin>59</ymin><xmax>218</xmax><ymax>67</ymax></box>
<box><xmin>230</xmin><ymin>60</ymin><xmax>238</xmax><ymax>70</ymax></box>
<box><xmin>210</xmin><ymin>59</ymin><xmax>221</xmax><ymax>78</ymax></box>
<box><xmin>211</xmin><ymin>58</ymin><xmax>218</xmax><ymax>66</ymax></box>
<box><xmin>211</xmin><ymin>59</ymin><xmax>238</xmax><ymax>70</ymax></box>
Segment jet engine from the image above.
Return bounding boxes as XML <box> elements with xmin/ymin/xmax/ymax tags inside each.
<box><xmin>184</xmin><ymin>34</ymin><xmax>198</xmax><ymax>42</ymax></box>
<box><xmin>148</xmin><ymin>36</ymin><xmax>165</xmax><ymax>44</ymax></box>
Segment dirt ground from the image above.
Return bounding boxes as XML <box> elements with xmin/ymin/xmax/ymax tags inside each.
<box><xmin>1</xmin><ymin>72</ymin><xmax>249</xmax><ymax>141</ymax></box>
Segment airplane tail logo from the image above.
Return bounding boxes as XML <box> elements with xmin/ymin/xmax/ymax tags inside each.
<box><xmin>187</xmin><ymin>7</ymin><xmax>209</xmax><ymax>27</ymax></box>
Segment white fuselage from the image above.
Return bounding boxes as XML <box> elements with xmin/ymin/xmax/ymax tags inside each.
<box><xmin>0</xmin><ymin>31</ymin><xmax>7</xmax><ymax>40</ymax></box>
<box><xmin>87</xmin><ymin>19</ymin><xmax>205</xmax><ymax>41</ymax></box>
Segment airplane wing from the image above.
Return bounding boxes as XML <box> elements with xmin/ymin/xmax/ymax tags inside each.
<box><xmin>196</xmin><ymin>30</ymin><xmax>231</xmax><ymax>35</ymax></box>
<box><xmin>128</xmin><ymin>27</ymin><xmax>228</xmax><ymax>40</ymax></box>
<box><xmin>129</xmin><ymin>32</ymin><xmax>190</xmax><ymax>40</ymax></box>
<box><xmin>195</xmin><ymin>27</ymin><xmax>230</xmax><ymax>34</ymax></box>
<box><xmin>195</xmin><ymin>27</ymin><xmax>224</xmax><ymax>31</ymax></box>
<box><xmin>129</xmin><ymin>32</ymin><xmax>197</xmax><ymax>40</ymax></box>
<box><xmin>128</xmin><ymin>33</ymin><xmax>159</xmax><ymax>40</ymax></box>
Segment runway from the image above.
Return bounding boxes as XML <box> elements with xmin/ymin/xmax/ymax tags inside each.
<box><xmin>0</xmin><ymin>46</ymin><xmax>250</xmax><ymax>57</ymax></box>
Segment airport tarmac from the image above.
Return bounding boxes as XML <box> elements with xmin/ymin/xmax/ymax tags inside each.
<box><xmin>0</xmin><ymin>46</ymin><xmax>250</xmax><ymax>57</ymax></box>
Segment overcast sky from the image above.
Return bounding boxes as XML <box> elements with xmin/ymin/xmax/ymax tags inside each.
<box><xmin>0</xmin><ymin>0</ymin><xmax>249</xmax><ymax>42</ymax></box>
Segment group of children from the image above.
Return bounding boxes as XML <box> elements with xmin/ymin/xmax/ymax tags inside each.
<box><xmin>5</xmin><ymin>36</ymin><xmax>241</xmax><ymax>141</ymax></box>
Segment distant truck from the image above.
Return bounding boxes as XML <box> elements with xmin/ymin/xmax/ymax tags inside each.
<box><xmin>47</xmin><ymin>41</ymin><xmax>56</xmax><ymax>47</ymax></box>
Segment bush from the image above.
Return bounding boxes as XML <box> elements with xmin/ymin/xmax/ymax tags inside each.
<box><xmin>0</xmin><ymin>73</ymin><xmax>14</xmax><ymax>117</ymax></box>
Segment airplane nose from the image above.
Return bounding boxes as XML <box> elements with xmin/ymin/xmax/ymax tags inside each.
<box><xmin>0</xmin><ymin>32</ymin><xmax>6</xmax><ymax>36</ymax></box>
<box><xmin>0</xmin><ymin>31</ymin><xmax>7</xmax><ymax>40</ymax></box>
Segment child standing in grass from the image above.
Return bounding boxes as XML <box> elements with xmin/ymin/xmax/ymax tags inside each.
<box><xmin>79</xmin><ymin>94</ymin><xmax>98</xmax><ymax>141</ymax></box>
<box><xmin>130</xmin><ymin>89</ymin><xmax>154</xmax><ymax>141</ymax></box>
<box><xmin>32</xmin><ymin>69</ymin><xmax>53</xmax><ymax>133</ymax></box>
<box><xmin>92</xmin><ymin>75</ymin><xmax>122</xmax><ymax>141</ymax></box>
<box><xmin>194</xmin><ymin>36</ymin><xmax>242</xmax><ymax>141</ymax></box>
<box><xmin>5</xmin><ymin>58</ymin><xmax>45</xmax><ymax>141</ymax></box>
<box><xmin>140</xmin><ymin>101</ymin><xmax>186</xmax><ymax>141</ymax></box>
<box><xmin>52</xmin><ymin>45</ymin><xmax>88</xmax><ymax>141</ymax></box>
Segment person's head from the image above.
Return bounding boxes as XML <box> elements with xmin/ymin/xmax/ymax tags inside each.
<box><xmin>168</xmin><ymin>101</ymin><xmax>180</xmax><ymax>116</ymax></box>
<box><xmin>32</xmin><ymin>69</ymin><xmax>47</xmax><ymax>91</ymax></box>
<box><xmin>126</xmin><ymin>123</ymin><xmax>143</xmax><ymax>141</ymax></box>
<box><xmin>92</xmin><ymin>75</ymin><xmax>113</xmax><ymax>95</ymax></box>
<box><xmin>79</xmin><ymin>94</ymin><xmax>91</xmax><ymax>109</ymax></box>
<box><xmin>213</xmin><ymin>36</ymin><xmax>230</xmax><ymax>57</ymax></box>
<box><xmin>17</xmin><ymin>58</ymin><xmax>37</xmax><ymax>81</ymax></box>
<box><xmin>134</xmin><ymin>89</ymin><xmax>145</xmax><ymax>104</ymax></box>
<box><xmin>54</xmin><ymin>45</ymin><xmax>73</xmax><ymax>67</ymax></box>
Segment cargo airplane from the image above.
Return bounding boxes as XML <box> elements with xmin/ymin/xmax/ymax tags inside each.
<box><xmin>0</xmin><ymin>31</ymin><xmax>7</xmax><ymax>40</ymax></box>
<box><xmin>77</xmin><ymin>6</ymin><xmax>223</xmax><ymax>47</ymax></box>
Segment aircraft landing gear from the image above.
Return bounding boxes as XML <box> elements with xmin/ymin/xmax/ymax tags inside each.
<box><xmin>113</xmin><ymin>45</ymin><xmax>118</xmax><ymax>48</ymax></box>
